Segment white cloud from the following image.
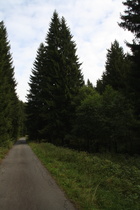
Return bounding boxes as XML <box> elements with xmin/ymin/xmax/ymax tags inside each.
<box><xmin>0</xmin><ymin>0</ymin><xmax>133</xmax><ymax>101</ymax></box>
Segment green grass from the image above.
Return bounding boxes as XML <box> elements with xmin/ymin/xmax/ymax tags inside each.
<box><xmin>0</xmin><ymin>140</ymin><xmax>15</xmax><ymax>163</ymax></box>
<box><xmin>0</xmin><ymin>147</ymin><xmax>9</xmax><ymax>162</ymax></box>
<box><xmin>29</xmin><ymin>142</ymin><xmax>140</xmax><ymax>210</ymax></box>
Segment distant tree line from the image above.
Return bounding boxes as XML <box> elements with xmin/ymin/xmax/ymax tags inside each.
<box><xmin>0</xmin><ymin>21</ymin><xmax>26</xmax><ymax>147</ymax></box>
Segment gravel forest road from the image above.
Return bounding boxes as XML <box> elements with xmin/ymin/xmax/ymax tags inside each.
<box><xmin>0</xmin><ymin>138</ymin><xmax>76</xmax><ymax>210</ymax></box>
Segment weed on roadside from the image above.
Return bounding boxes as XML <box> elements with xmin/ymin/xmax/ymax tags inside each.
<box><xmin>30</xmin><ymin>142</ymin><xmax>140</xmax><ymax>210</ymax></box>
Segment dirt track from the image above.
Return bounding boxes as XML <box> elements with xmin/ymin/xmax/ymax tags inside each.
<box><xmin>0</xmin><ymin>138</ymin><xmax>76</xmax><ymax>210</ymax></box>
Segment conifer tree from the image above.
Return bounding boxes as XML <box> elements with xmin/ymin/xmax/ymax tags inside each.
<box><xmin>87</xmin><ymin>79</ymin><xmax>94</xmax><ymax>88</ymax></box>
<box><xmin>26</xmin><ymin>43</ymin><xmax>46</xmax><ymax>140</ymax></box>
<box><xmin>18</xmin><ymin>101</ymin><xmax>26</xmax><ymax>137</ymax></box>
<box><xmin>0</xmin><ymin>21</ymin><xmax>19</xmax><ymax>146</ymax></box>
<box><xmin>119</xmin><ymin>0</ymin><xmax>140</xmax><ymax>39</ymax></box>
<box><xmin>119</xmin><ymin>0</ymin><xmax>140</xmax><ymax>117</ymax></box>
<box><xmin>96</xmin><ymin>40</ymin><xmax>130</xmax><ymax>94</ymax></box>
<box><xmin>27</xmin><ymin>11</ymin><xmax>84</xmax><ymax>143</ymax></box>
<box><xmin>42</xmin><ymin>12</ymin><xmax>84</xmax><ymax>143</ymax></box>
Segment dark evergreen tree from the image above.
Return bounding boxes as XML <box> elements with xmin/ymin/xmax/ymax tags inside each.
<box><xmin>41</xmin><ymin>12</ymin><xmax>84</xmax><ymax>144</ymax></box>
<box><xmin>39</xmin><ymin>12</ymin><xmax>64</xmax><ymax>143</ymax></box>
<box><xmin>119</xmin><ymin>0</ymin><xmax>140</xmax><ymax>118</ymax></box>
<box><xmin>27</xmin><ymin>11</ymin><xmax>84</xmax><ymax>144</ymax></box>
<box><xmin>119</xmin><ymin>0</ymin><xmax>140</xmax><ymax>39</ymax></box>
<box><xmin>96</xmin><ymin>40</ymin><xmax>130</xmax><ymax>94</ymax></box>
<box><xmin>18</xmin><ymin>101</ymin><xmax>26</xmax><ymax>137</ymax></box>
<box><xmin>96</xmin><ymin>79</ymin><xmax>104</xmax><ymax>94</ymax></box>
<box><xmin>87</xmin><ymin>79</ymin><xmax>94</xmax><ymax>88</ymax></box>
<box><xmin>26</xmin><ymin>43</ymin><xmax>46</xmax><ymax>140</ymax></box>
<box><xmin>0</xmin><ymin>21</ymin><xmax>19</xmax><ymax>146</ymax></box>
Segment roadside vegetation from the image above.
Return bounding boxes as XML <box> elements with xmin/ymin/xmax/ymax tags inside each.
<box><xmin>30</xmin><ymin>142</ymin><xmax>140</xmax><ymax>210</ymax></box>
<box><xmin>0</xmin><ymin>147</ymin><xmax>9</xmax><ymax>162</ymax></box>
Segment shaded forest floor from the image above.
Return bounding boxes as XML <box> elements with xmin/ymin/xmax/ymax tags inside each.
<box><xmin>29</xmin><ymin>142</ymin><xmax>140</xmax><ymax>210</ymax></box>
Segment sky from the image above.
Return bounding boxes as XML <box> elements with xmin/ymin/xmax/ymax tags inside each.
<box><xmin>0</xmin><ymin>0</ymin><xmax>133</xmax><ymax>102</ymax></box>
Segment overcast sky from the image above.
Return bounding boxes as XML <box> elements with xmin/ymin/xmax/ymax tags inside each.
<box><xmin>0</xmin><ymin>0</ymin><xmax>133</xmax><ymax>102</ymax></box>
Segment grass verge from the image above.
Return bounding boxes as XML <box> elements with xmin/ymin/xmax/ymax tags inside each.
<box><xmin>29</xmin><ymin>142</ymin><xmax>140</xmax><ymax>210</ymax></box>
<box><xmin>0</xmin><ymin>147</ymin><xmax>9</xmax><ymax>163</ymax></box>
<box><xmin>0</xmin><ymin>140</ymin><xmax>16</xmax><ymax>163</ymax></box>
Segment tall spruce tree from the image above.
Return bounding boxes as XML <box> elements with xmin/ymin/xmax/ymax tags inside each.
<box><xmin>96</xmin><ymin>40</ymin><xmax>130</xmax><ymax>94</ymax></box>
<box><xmin>119</xmin><ymin>0</ymin><xmax>140</xmax><ymax>39</ymax></box>
<box><xmin>41</xmin><ymin>12</ymin><xmax>84</xmax><ymax>144</ymax></box>
<box><xmin>0</xmin><ymin>21</ymin><xmax>19</xmax><ymax>146</ymax></box>
<box><xmin>27</xmin><ymin>11</ymin><xmax>83</xmax><ymax>144</ymax></box>
<box><xmin>119</xmin><ymin>0</ymin><xmax>140</xmax><ymax>117</ymax></box>
<box><xmin>39</xmin><ymin>12</ymin><xmax>63</xmax><ymax>142</ymax></box>
<box><xmin>26</xmin><ymin>43</ymin><xmax>46</xmax><ymax>140</ymax></box>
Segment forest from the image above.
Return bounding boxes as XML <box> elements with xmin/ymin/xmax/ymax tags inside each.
<box><xmin>0</xmin><ymin>0</ymin><xmax>140</xmax><ymax>154</ymax></box>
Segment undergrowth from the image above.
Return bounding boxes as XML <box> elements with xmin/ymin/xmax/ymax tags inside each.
<box><xmin>0</xmin><ymin>147</ymin><xmax>9</xmax><ymax>162</ymax></box>
<box><xmin>0</xmin><ymin>140</ymin><xmax>15</xmax><ymax>163</ymax></box>
<box><xmin>30</xmin><ymin>142</ymin><xmax>140</xmax><ymax>210</ymax></box>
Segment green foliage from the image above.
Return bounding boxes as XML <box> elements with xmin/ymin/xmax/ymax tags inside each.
<box><xmin>26</xmin><ymin>43</ymin><xmax>46</xmax><ymax>140</ymax></box>
<box><xmin>96</xmin><ymin>40</ymin><xmax>130</xmax><ymax>94</ymax></box>
<box><xmin>30</xmin><ymin>142</ymin><xmax>140</xmax><ymax>210</ymax></box>
<box><xmin>119</xmin><ymin>0</ymin><xmax>140</xmax><ymax>39</ymax></box>
<box><xmin>0</xmin><ymin>21</ymin><xmax>19</xmax><ymax>146</ymax></box>
<box><xmin>27</xmin><ymin>11</ymin><xmax>84</xmax><ymax>143</ymax></box>
<box><xmin>73</xmin><ymin>87</ymin><xmax>102</xmax><ymax>152</ymax></box>
<box><xmin>18</xmin><ymin>101</ymin><xmax>27</xmax><ymax>136</ymax></box>
<box><xmin>95</xmin><ymin>0</ymin><xmax>140</xmax><ymax>153</ymax></box>
<box><xmin>72</xmin><ymin>85</ymin><xmax>134</xmax><ymax>153</ymax></box>
<box><xmin>101</xmin><ymin>86</ymin><xmax>134</xmax><ymax>153</ymax></box>
<box><xmin>119</xmin><ymin>0</ymin><xmax>140</xmax><ymax>118</ymax></box>
<box><xmin>0</xmin><ymin>147</ymin><xmax>9</xmax><ymax>162</ymax></box>
<box><xmin>26</xmin><ymin>7</ymin><xmax>140</xmax><ymax>154</ymax></box>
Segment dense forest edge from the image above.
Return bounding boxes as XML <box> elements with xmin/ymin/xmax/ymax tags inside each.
<box><xmin>0</xmin><ymin>21</ymin><xmax>26</xmax><ymax>149</ymax></box>
<box><xmin>0</xmin><ymin>1</ymin><xmax>140</xmax><ymax>209</ymax></box>
<box><xmin>0</xmin><ymin>0</ymin><xmax>140</xmax><ymax>155</ymax></box>
<box><xmin>26</xmin><ymin>1</ymin><xmax>140</xmax><ymax>154</ymax></box>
